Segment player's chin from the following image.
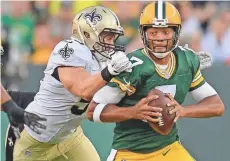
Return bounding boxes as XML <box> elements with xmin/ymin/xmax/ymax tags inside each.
<box><xmin>154</xmin><ymin>47</ymin><xmax>167</xmax><ymax>53</ymax></box>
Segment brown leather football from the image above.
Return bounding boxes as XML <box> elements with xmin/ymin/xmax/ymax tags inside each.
<box><xmin>147</xmin><ymin>89</ymin><xmax>176</xmax><ymax>135</ymax></box>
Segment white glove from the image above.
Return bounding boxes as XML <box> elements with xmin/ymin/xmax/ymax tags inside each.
<box><xmin>184</xmin><ymin>44</ymin><xmax>213</xmax><ymax>70</ymax></box>
<box><xmin>196</xmin><ymin>51</ymin><xmax>213</xmax><ymax>70</ymax></box>
<box><xmin>108</xmin><ymin>51</ymin><xmax>132</xmax><ymax>75</ymax></box>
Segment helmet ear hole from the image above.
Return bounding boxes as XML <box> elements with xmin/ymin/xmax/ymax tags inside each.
<box><xmin>83</xmin><ymin>31</ymin><xmax>90</xmax><ymax>39</ymax></box>
<box><xmin>73</xmin><ymin>29</ymin><xmax>78</xmax><ymax>35</ymax></box>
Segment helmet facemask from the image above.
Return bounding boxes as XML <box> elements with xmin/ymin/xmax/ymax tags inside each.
<box><xmin>92</xmin><ymin>28</ymin><xmax>125</xmax><ymax>62</ymax></box>
<box><xmin>140</xmin><ymin>25</ymin><xmax>181</xmax><ymax>59</ymax></box>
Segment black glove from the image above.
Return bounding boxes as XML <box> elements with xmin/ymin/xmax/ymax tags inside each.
<box><xmin>2</xmin><ymin>100</ymin><xmax>47</xmax><ymax>137</ymax></box>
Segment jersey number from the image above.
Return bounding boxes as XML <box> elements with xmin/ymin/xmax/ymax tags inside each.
<box><xmin>130</xmin><ymin>56</ymin><xmax>143</xmax><ymax>67</ymax></box>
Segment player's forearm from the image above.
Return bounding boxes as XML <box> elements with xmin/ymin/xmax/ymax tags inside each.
<box><xmin>1</xmin><ymin>84</ymin><xmax>11</xmax><ymax>111</ymax></box>
<box><xmin>182</xmin><ymin>95</ymin><xmax>225</xmax><ymax>118</ymax></box>
<box><xmin>1</xmin><ymin>85</ymin><xmax>25</xmax><ymax>123</ymax></box>
<box><xmin>77</xmin><ymin>73</ymin><xmax>107</xmax><ymax>101</ymax></box>
<box><xmin>100</xmin><ymin>105</ymin><xmax>134</xmax><ymax>122</ymax></box>
<box><xmin>77</xmin><ymin>66</ymin><xmax>117</xmax><ymax>100</ymax></box>
<box><xmin>60</xmin><ymin>67</ymin><xmax>111</xmax><ymax>101</ymax></box>
<box><xmin>87</xmin><ymin>103</ymin><xmax>134</xmax><ymax>122</ymax></box>
<box><xmin>1</xmin><ymin>85</ymin><xmax>11</xmax><ymax>104</ymax></box>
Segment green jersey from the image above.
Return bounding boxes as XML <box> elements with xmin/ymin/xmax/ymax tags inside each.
<box><xmin>108</xmin><ymin>46</ymin><xmax>205</xmax><ymax>153</ymax></box>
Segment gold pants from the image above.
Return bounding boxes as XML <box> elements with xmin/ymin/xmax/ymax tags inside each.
<box><xmin>13</xmin><ymin>127</ymin><xmax>100</xmax><ymax>161</ymax></box>
<box><xmin>112</xmin><ymin>141</ymin><xmax>196</xmax><ymax>161</ymax></box>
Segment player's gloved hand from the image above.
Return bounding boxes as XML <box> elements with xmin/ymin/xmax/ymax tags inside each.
<box><xmin>196</xmin><ymin>51</ymin><xmax>212</xmax><ymax>70</ymax></box>
<box><xmin>184</xmin><ymin>44</ymin><xmax>213</xmax><ymax>70</ymax></box>
<box><xmin>2</xmin><ymin>99</ymin><xmax>47</xmax><ymax>137</ymax></box>
<box><xmin>108</xmin><ymin>51</ymin><xmax>132</xmax><ymax>74</ymax></box>
<box><xmin>130</xmin><ymin>95</ymin><xmax>162</xmax><ymax>123</ymax></box>
<box><xmin>101</xmin><ymin>51</ymin><xmax>132</xmax><ymax>82</ymax></box>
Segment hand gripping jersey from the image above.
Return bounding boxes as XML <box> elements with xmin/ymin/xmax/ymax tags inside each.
<box><xmin>25</xmin><ymin>37</ymin><xmax>101</xmax><ymax>143</ymax></box>
<box><xmin>108</xmin><ymin>46</ymin><xmax>205</xmax><ymax>153</ymax></box>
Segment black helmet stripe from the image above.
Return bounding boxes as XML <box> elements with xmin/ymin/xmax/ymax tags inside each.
<box><xmin>155</xmin><ymin>0</ymin><xmax>166</xmax><ymax>19</ymax></box>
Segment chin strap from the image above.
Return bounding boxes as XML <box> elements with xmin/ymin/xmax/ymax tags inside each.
<box><xmin>146</xmin><ymin>43</ymin><xmax>178</xmax><ymax>59</ymax></box>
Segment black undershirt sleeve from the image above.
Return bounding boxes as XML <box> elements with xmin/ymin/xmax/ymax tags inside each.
<box><xmin>8</xmin><ymin>91</ymin><xmax>36</xmax><ymax>109</ymax></box>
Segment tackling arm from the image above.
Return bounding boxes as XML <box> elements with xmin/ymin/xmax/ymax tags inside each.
<box><xmin>59</xmin><ymin>67</ymin><xmax>107</xmax><ymax>101</ymax></box>
<box><xmin>59</xmin><ymin>52</ymin><xmax>132</xmax><ymax>101</ymax></box>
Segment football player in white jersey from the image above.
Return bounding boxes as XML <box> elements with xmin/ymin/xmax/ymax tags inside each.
<box><xmin>13</xmin><ymin>6</ymin><xmax>134</xmax><ymax>161</ymax></box>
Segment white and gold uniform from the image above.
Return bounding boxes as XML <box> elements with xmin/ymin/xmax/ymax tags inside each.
<box><xmin>14</xmin><ymin>38</ymin><xmax>101</xmax><ymax>161</ymax></box>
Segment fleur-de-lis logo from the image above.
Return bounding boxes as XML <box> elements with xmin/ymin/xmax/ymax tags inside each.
<box><xmin>8</xmin><ymin>137</ymin><xmax>14</xmax><ymax>146</ymax></box>
<box><xmin>84</xmin><ymin>9</ymin><xmax>102</xmax><ymax>26</ymax></box>
<box><xmin>58</xmin><ymin>43</ymin><xmax>74</xmax><ymax>60</ymax></box>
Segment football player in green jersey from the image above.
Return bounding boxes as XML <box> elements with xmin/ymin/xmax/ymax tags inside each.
<box><xmin>87</xmin><ymin>1</ymin><xmax>225</xmax><ymax>161</ymax></box>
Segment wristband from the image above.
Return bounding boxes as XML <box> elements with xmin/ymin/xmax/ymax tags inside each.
<box><xmin>93</xmin><ymin>104</ymin><xmax>107</xmax><ymax>122</ymax></box>
<box><xmin>101</xmin><ymin>67</ymin><xmax>113</xmax><ymax>82</ymax></box>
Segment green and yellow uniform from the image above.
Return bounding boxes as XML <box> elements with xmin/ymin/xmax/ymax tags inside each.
<box><xmin>108</xmin><ymin>46</ymin><xmax>204</xmax><ymax>160</ymax></box>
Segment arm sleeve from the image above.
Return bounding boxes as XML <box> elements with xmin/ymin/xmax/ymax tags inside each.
<box><xmin>190</xmin><ymin>82</ymin><xmax>217</xmax><ymax>102</ymax></box>
<box><xmin>93</xmin><ymin>85</ymin><xmax>125</xmax><ymax>104</ymax></box>
<box><xmin>189</xmin><ymin>68</ymin><xmax>205</xmax><ymax>91</ymax></box>
<box><xmin>7</xmin><ymin>91</ymin><xmax>36</xmax><ymax>109</ymax></box>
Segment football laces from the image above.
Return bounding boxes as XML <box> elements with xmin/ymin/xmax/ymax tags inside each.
<box><xmin>158</xmin><ymin>115</ymin><xmax>164</xmax><ymax>126</ymax></box>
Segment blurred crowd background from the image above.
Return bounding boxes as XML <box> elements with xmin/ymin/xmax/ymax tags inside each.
<box><xmin>1</xmin><ymin>2</ymin><xmax>230</xmax><ymax>161</ymax></box>
<box><xmin>1</xmin><ymin>1</ymin><xmax>230</xmax><ymax>90</ymax></box>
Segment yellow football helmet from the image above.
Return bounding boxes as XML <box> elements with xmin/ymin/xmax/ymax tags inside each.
<box><xmin>72</xmin><ymin>6</ymin><xmax>124</xmax><ymax>61</ymax></box>
<box><xmin>139</xmin><ymin>1</ymin><xmax>182</xmax><ymax>58</ymax></box>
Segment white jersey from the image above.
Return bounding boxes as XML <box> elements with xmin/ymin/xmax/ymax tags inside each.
<box><xmin>25</xmin><ymin>37</ymin><xmax>101</xmax><ymax>143</ymax></box>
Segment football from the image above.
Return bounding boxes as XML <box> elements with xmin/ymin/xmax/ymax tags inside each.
<box><xmin>147</xmin><ymin>89</ymin><xmax>176</xmax><ymax>135</ymax></box>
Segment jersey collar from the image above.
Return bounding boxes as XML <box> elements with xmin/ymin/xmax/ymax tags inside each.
<box><xmin>142</xmin><ymin>49</ymin><xmax>176</xmax><ymax>79</ymax></box>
